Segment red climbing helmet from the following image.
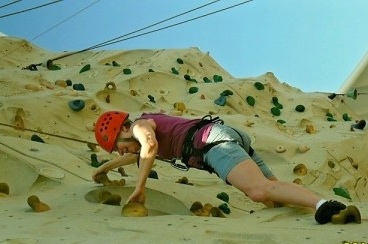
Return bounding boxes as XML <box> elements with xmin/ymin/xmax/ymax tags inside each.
<box><xmin>95</xmin><ymin>111</ymin><xmax>129</xmax><ymax>153</ymax></box>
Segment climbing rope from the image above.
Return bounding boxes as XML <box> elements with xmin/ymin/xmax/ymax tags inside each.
<box><xmin>0</xmin><ymin>0</ymin><xmax>64</xmax><ymax>19</ymax></box>
<box><xmin>21</xmin><ymin>0</ymin><xmax>255</xmax><ymax>70</ymax></box>
<box><xmin>0</xmin><ymin>122</ymin><xmax>97</xmax><ymax>146</ymax></box>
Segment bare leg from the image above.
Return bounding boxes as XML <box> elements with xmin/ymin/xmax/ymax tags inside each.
<box><xmin>226</xmin><ymin>159</ymin><xmax>321</xmax><ymax>209</ymax></box>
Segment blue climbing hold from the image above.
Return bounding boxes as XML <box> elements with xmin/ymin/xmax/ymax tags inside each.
<box><xmin>72</xmin><ymin>83</ymin><xmax>85</xmax><ymax>91</ymax></box>
<box><xmin>214</xmin><ymin>95</ymin><xmax>226</xmax><ymax>106</ymax></box>
<box><xmin>351</xmin><ymin>120</ymin><xmax>366</xmax><ymax>130</ymax></box>
<box><xmin>68</xmin><ymin>99</ymin><xmax>85</xmax><ymax>112</ymax></box>
<box><xmin>148</xmin><ymin>170</ymin><xmax>159</xmax><ymax>179</ymax></box>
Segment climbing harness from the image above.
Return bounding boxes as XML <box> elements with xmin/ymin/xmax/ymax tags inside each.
<box><xmin>181</xmin><ymin>114</ymin><xmax>254</xmax><ymax>173</ymax></box>
<box><xmin>181</xmin><ymin>115</ymin><xmax>223</xmax><ymax>168</ymax></box>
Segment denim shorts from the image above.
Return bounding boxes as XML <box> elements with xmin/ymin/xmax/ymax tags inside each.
<box><xmin>203</xmin><ymin>124</ymin><xmax>274</xmax><ymax>182</ymax></box>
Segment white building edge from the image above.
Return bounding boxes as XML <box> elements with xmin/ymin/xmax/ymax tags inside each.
<box><xmin>338</xmin><ymin>51</ymin><xmax>368</xmax><ymax>118</ymax></box>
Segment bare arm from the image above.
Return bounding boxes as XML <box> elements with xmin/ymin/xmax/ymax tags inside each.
<box><xmin>127</xmin><ymin>119</ymin><xmax>158</xmax><ymax>203</ymax></box>
<box><xmin>92</xmin><ymin>153</ymin><xmax>138</xmax><ymax>181</ymax></box>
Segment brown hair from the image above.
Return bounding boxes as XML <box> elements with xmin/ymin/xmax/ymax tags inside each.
<box><xmin>123</xmin><ymin>119</ymin><xmax>133</xmax><ymax>127</ymax></box>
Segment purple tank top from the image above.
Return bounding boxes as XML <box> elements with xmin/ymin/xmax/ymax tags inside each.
<box><xmin>138</xmin><ymin>113</ymin><xmax>212</xmax><ymax>167</ymax></box>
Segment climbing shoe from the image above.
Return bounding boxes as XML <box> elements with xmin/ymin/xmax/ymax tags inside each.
<box><xmin>315</xmin><ymin>200</ymin><xmax>346</xmax><ymax>224</ymax></box>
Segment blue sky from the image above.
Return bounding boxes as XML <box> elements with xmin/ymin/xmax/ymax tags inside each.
<box><xmin>1</xmin><ymin>0</ymin><xmax>368</xmax><ymax>92</ymax></box>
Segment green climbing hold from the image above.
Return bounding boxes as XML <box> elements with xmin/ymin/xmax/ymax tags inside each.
<box><xmin>213</xmin><ymin>75</ymin><xmax>223</xmax><ymax>82</ymax></box>
<box><xmin>46</xmin><ymin>60</ymin><xmax>61</xmax><ymax>70</ymax></box>
<box><xmin>254</xmin><ymin>82</ymin><xmax>264</xmax><ymax>90</ymax></box>
<box><xmin>184</xmin><ymin>74</ymin><xmax>191</xmax><ymax>81</ymax></box>
<box><xmin>176</xmin><ymin>58</ymin><xmax>184</xmax><ymax>64</ymax></box>
<box><xmin>216</xmin><ymin>192</ymin><xmax>229</xmax><ymax>203</ymax></box>
<box><xmin>65</xmin><ymin>79</ymin><xmax>72</xmax><ymax>86</ymax></box>
<box><xmin>79</xmin><ymin>64</ymin><xmax>91</xmax><ymax>73</ymax></box>
<box><xmin>295</xmin><ymin>104</ymin><xmax>305</xmax><ymax>112</ymax></box>
<box><xmin>148</xmin><ymin>95</ymin><xmax>156</xmax><ymax>103</ymax></box>
<box><xmin>49</xmin><ymin>65</ymin><xmax>61</xmax><ymax>70</ymax></box>
<box><xmin>90</xmin><ymin>153</ymin><xmax>108</xmax><ymax>168</ymax></box>
<box><xmin>203</xmin><ymin>77</ymin><xmax>212</xmax><ymax>83</ymax></box>
<box><xmin>333</xmin><ymin>187</ymin><xmax>351</xmax><ymax>200</ymax></box>
<box><xmin>246</xmin><ymin>96</ymin><xmax>255</xmax><ymax>106</ymax></box>
<box><xmin>271</xmin><ymin>107</ymin><xmax>281</xmax><ymax>116</ymax></box>
<box><xmin>275</xmin><ymin>102</ymin><xmax>283</xmax><ymax>109</ymax></box>
<box><xmin>112</xmin><ymin>61</ymin><xmax>120</xmax><ymax>67</ymax></box>
<box><xmin>148</xmin><ymin>68</ymin><xmax>154</xmax><ymax>72</ymax></box>
<box><xmin>90</xmin><ymin>153</ymin><xmax>100</xmax><ymax>168</ymax></box>
<box><xmin>326</xmin><ymin>112</ymin><xmax>336</xmax><ymax>121</ymax></box>
<box><xmin>218</xmin><ymin>203</ymin><xmax>231</xmax><ymax>214</ymax></box>
<box><xmin>220</xmin><ymin>90</ymin><xmax>233</xmax><ymax>96</ymax></box>
<box><xmin>342</xmin><ymin>113</ymin><xmax>352</xmax><ymax>121</ymax></box>
<box><xmin>171</xmin><ymin>67</ymin><xmax>179</xmax><ymax>75</ymax></box>
<box><xmin>31</xmin><ymin>134</ymin><xmax>45</xmax><ymax>143</ymax></box>
<box><xmin>188</xmin><ymin>87</ymin><xmax>198</xmax><ymax>94</ymax></box>
<box><xmin>123</xmin><ymin>68</ymin><xmax>131</xmax><ymax>75</ymax></box>
<box><xmin>272</xmin><ymin>97</ymin><xmax>283</xmax><ymax>109</ymax></box>
<box><xmin>277</xmin><ymin>119</ymin><xmax>286</xmax><ymax>124</ymax></box>
<box><xmin>214</xmin><ymin>95</ymin><xmax>226</xmax><ymax>106</ymax></box>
